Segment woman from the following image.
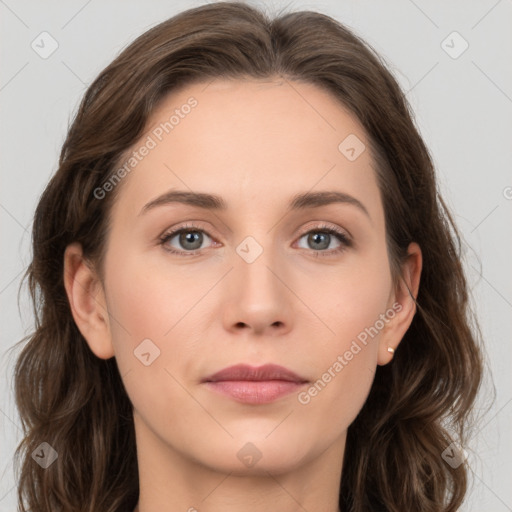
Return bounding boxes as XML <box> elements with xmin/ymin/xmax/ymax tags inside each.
<box><xmin>11</xmin><ymin>2</ymin><xmax>487</xmax><ymax>511</ymax></box>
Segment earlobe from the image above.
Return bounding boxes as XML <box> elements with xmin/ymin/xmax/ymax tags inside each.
<box><xmin>377</xmin><ymin>242</ymin><xmax>423</xmax><ymax>366</ymax></box>
<box><xmin>63</xmin><ymin>242</ymin><xmax>115</xmax><ymax>360</ymax></box>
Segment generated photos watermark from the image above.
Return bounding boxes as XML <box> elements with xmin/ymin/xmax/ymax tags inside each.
<box><xmin>93</xmin><ymin>96</ymin><xmax>198</xmax><ymax>200</ymax></box>
<box><xmin>297</xmin><ymin>301</ymin><xmax>402</xmax><ymax>405</ymax></box>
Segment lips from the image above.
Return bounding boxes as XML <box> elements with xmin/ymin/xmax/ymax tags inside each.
<box><xmin>202</xmin><ymin>364</ymin><xmax>309</xmax><ymax>404</ymax></box>
<box><xmin>202</xmin><ymin>364</ymin><xmax>308</xmax><ymax>384</ymax></box>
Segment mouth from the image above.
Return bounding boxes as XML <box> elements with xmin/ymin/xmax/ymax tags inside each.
<box><xmin>201</xmin><ymin>364</ymin><xmax>309</xmax><ymax>404</ymax></box>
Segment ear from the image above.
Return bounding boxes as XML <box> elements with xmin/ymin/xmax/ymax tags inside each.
<box><xmin>63</xmin><ymin>242</ymin><xmax>115</xmax><ymax>359</ymax></box>
<box><xmin>377</xmin><ymin>242</ymin><xmax>422</xmax><ymax>365</ymax></box>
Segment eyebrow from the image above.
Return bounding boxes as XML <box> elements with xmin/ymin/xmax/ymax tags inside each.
<box><xmin>139</xmin><ymin>189</ymin><xmax>370</xmax><ymax>219</ymax></box>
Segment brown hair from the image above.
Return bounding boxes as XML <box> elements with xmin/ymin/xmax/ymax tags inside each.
<box><xmin>10</xmin><ymin>2</ymin><xmax>492</xmax><ymax>511</ymax></box>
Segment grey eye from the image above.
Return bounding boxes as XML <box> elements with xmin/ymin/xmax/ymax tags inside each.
<box><xmin>297</xmin><ymin>231</ymin><xmax>342</xmax><ymax>251</ymax></box>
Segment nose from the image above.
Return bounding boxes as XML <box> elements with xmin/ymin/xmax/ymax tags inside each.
<box><xmin>221</xmin><ymin>242</ymin><xmax>294</xmax><ymax>337</ymax></box>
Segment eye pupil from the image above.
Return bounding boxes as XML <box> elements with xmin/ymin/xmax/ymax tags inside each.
<box><xmin>180</xmin><ymin>231</ymin><xmax>202</xmax><ymax>250</ymax></box>
<box><xmin>309</xmin><ymin>232</ymin><xmax>330</xmax><ymax>250</ymax></box>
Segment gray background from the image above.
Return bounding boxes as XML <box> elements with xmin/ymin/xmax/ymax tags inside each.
<box><xmin>1</xmin><ymin>0</ymin><xmax>511</xmax><ymax>510</ymax></box>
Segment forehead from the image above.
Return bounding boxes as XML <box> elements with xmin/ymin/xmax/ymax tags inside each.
<box><xmin>110</xmin><ymin>77</ymin><xmax>381</xmax><ymax>220</ymax></box>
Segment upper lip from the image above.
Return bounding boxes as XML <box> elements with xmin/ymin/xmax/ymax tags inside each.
<box><xmin>202</xmin><ymin>364</ymin><xmax>308</xmax><ymax>383</ymax></box>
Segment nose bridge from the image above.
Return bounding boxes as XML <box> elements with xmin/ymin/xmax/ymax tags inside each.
<box><xmin>234</xmin><ymin>233</ymin><xmax>283</xmax><ymax>301</ymax></box>
<box><xmin>221</xmin><ymin>231</ymin><xmax>292</xmax><ymax>333</ymax></box>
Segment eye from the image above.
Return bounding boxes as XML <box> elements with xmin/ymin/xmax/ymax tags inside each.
<box><xmin>159</xmin><ymin>223</ymin><xmax>215</xmax><ymax>255</ymax></box>
<box><xmin>296</xmin><ymin>224</ymin><xmax>352</xmax><ymax>256</ymax></box>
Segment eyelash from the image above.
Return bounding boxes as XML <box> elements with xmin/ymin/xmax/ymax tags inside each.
<box><xmin>158</xmin><ymin>222</ymin><xmax>352</xmax><ymax>257</ymax></box>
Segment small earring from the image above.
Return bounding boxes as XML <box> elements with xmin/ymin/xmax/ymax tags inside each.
<box><xmin>387</xmin><ymin>346</ymin><xmax>395</xmax><ymax>354</ymax></box>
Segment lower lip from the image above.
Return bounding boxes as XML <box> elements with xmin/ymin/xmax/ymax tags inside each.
<box><xmin>204</xmin><ymin>380</ymin><xmax>307</xmax><ymax>404</ymax></box>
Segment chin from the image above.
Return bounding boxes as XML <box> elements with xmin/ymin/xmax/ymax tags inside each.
<box><xmin>186</xmin><ymin>434</ymin><xmax>312</xmax><ymax>476</ymax></box>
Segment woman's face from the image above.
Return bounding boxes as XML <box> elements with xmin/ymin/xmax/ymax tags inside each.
<box><xmin>68</xmin><ymin>78</ymin><xmax>420</xmax><ymax>476</ymax></box>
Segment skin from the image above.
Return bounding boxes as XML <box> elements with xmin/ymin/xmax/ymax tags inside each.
<box><xmin>64</xmin><ymin>78</ymin><xmax>422</xmax><ymax>512</ymax></box>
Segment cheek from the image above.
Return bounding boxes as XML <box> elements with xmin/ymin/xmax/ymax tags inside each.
<box><xmin>296</xmin><ymin>349</ymin><xmax>376</xmax><ymax>438</ymax></box>
<box><xmin>297</xmin><ymin>256</ymin><xmax>391</xmax><ymax>416</ymax></box>
<box><xmin>102</xmin><ymin>251</ymin><xmax>205</xmax><ymax>424</ymax></box>
<box><xmin>103</xmin><ymin>247</ymin><xmax>203</xmax><ymax>339</ymax></box>
<box><xmin>308</xmin><ymin>254</ymin><xmax>393</xmax><ymax>346</ymax></box>
<box><xmin>296</xmin><ymin>279</ymin><xmax>388</xmax><ymax>433</ymax></box>
<box><xmin>101</xmin><ymin>249</ymin><xmax>185</xmax><ymax>372</ymax></box>
<box><xmin>101</xmin><ymin>246</ymin><xmax>225</xmax><ymax>393</ymax></box>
